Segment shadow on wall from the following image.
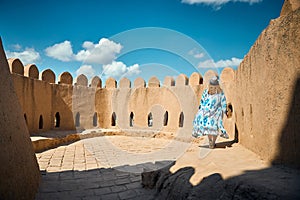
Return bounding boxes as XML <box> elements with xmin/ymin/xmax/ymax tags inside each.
<box><xmin>272</xmin><ymin>76</ymin><xmax>300</xmax><ymax>168</ymax></box>
<box><xmin>52</xmin><ymin>85</ymin><xmax>76</xmax><ymax>131</ymax></box>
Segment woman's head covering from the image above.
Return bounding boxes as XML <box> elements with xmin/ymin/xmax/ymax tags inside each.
<box><xmin>209</xmin><ymin>76</ymin><xmax>219</xmax><ymax>86</ymax></box>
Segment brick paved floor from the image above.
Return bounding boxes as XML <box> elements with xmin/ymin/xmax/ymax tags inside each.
<box><xmin>35</xmin><ymin>135</ymin><xmax>300</xmax><ymax>200</ymax></box>
<box><xmin>35</xmin><ymin>136</ymin><xmax>190</xmax><ymax>199</ymax></box>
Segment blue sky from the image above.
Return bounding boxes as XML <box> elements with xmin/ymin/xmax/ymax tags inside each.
<box><xmin>0</xmin><ymin>0</ymin><xmax>284</xmax><ymax>83</ymax></box>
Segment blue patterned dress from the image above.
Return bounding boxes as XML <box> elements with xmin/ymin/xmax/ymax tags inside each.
<box><xmin>192</xmin><ymin>89</ymin><xmax>228</xmax><ymax>138</ymax></box>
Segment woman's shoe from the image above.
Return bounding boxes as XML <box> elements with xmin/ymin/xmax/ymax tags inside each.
<box><xmin>220</xmin><ymin>133</ymin><xmax>229</xmax><ymax>139</ymax></box>
<box><xmin>209</xmin><ymin>140</ymin><xmax>215</xmax><ymax>149</ymax></box>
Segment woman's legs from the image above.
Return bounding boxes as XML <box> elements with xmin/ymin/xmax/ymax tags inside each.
<box><xmin>212</xmin><ymin>135</ymin><xmax>217</xmax><ymax>148</ymax></box>
<box><xmin>208</xmin><ymin>135</ymin><xmax>212</xmax><ymax>144</ymax></box>
<box><xmin>208</xmin><ymin>135</ymin><xmax>217</xmax><ymax>149</ymax></box>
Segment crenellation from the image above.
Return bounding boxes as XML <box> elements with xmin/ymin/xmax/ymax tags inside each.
<box><xmin>148</xmin><ymin>76</ymin><xmax>160</xmax><ymax>87</ymax></box>
<box><xmin>105</xmin><ymin>77</ymin><xmax>117</xmax><ymax>88</ymax></box>
<box><xmin>220</xmin><ymin>67</ymin><xmax>235</xmax><ymax>86</ymax></box>
<box><xmin>189</xmin><ymin>72</ymin><xmax>203</xmax><ymax>86</ymax></box>
<box><xmin>134</xmin><ymin>77</ymin><xmax>146</xmax><ymax>88</ymax></box>
<box><xmin>4</xmin><ymin>61</ymin><xmax>237</xmax><ymax>136</ymax></box>
<box><xmin>5</xmin><ymin>59</ymin><xmax>210</xmax><ymax>89</ymax></box>
<box><xmin>176</xmin><ymin>74</ymin><xmax>188</xmax><ymax>86</ymax></box>
<box><xmin>91</xmin><ymin>76</ymin><xmax>102</xmax><ymax>88</ymax></box>
<box><xmin>8</xmin><ymin>58</ymin><xmax>24</xmax><ymax>75</ymax></box>
<box><xmin>59</xmin><ymin>71</ymin><xmax>73</xmax><ymax>85</ymax></box>
<box><xmin>75</xmin><ymin>74</ymin><xmax>88</xmax><ymax>86</ymax></box>
<box><xmin>119</xmin><ymin>77</ymin><xmax>131</xmax><ymax>88</ymax></box>
<box><xmin>24</xmin><ymin>64</ymin><xmax>39</xmax><ymax>79</ymax></box>
<box><xmin>163</xmin><ymin>76</ymin><xmax>175</xmax><ymax>87</ymax></box>
<box><xmin>39</xmin><ymin>69</ymin><xmax>55</xmax><ymax>83</ymax></box>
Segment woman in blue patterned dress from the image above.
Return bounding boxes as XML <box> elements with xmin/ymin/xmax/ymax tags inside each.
<box><xmin>192</xmin><ymin>76</ymin><xmax>229</xmax><ymax>149</ymax></box>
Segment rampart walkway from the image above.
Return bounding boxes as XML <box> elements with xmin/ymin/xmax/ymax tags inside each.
<box><xmin>34</xmin><ymin>132</ymin><xmax>300</xmax><ymax>199</ymax></box>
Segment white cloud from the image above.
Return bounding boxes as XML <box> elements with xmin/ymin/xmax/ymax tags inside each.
<box><xmin>45</xmin><ymin>38</ymin><xmax>123</xmax><ymax>64</ymax></box>
<box><xmin>125</xmin><ymin>64</ymin><xmax>141</xmax><ymax>76</ymax></box>
<box><xmin>11</xmin><ymin>44</ymin><xmax>22</xmax><ymax>51</ymax></box>
<box><xmin>6</xmin><ymin>48</ymin><xmax>40</xmax><ymax>65</ymax></box>
<box><xmin>102</xmin><ymin>61</ymin><xmax>140</xmax><ymax>79</ymax></box>
<box><xmin>76</xmin><ymin>65</ymin><xmax>96</xmax><ymax>80</ymax></box>
<box><xmin>194</xmin><ymin>53</ymin><xmax>205</xmax><ymax>59</ymax></box>
<box><xmin>198</xmin><ymin>57</ymin><xmax>242</xmax><ymax>68</ymax></box>
<box><xmin>75</xmin><ymin>38</ymin><xmax>122</xmax><ymax>64</ymax></box>
<box><xmin>182</xmin><ymin>0</ymin><xmax>262</xmax><ymax>9</ymax></box>
<box><xmin>45</xmin><ymin>40</ymin><xmax>74</xmax><ymax>61</ymax></box>
<box><xmin>188</xmin><ymin>49</ymin><xmax>204</xmax><ymax>59</ymax></box>
<box><xmin>82</xmin><ymin>41</ymin><xmax>94</xmax><ymax>49</ymax></box>
<box><xmin>75</xmin><ymin>61</ymin><xmax>140</xmax><ymax>82</ymax></box>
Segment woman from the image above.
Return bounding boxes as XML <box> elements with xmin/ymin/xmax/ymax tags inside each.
<box><xmin>192</xmin><ymin>76</ymin><xmax>229</xmax><ymax>149</ymax></box>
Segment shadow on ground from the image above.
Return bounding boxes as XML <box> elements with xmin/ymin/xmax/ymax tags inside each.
<box><xmin>143</xmin><ymin>164</ymin><xmax>300</xmax><ymax>200</ymax></box>
<box><xmin>36</xmin><ymin>159</ymin><xmax>300</xmax><ymax>200</ymax></box>
<box><xmin>35</xmin><ymin>161</ymin><xmax>173</xmax><ymax>200</ymax></box>
<box><xmin>36</xmin><ymin>168</ymin><xmax>152</xmax><ymax>200</ymax></box>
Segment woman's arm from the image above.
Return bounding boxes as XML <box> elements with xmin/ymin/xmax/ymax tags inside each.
<box><xmin>221</xmin><ymin>92</ymin><xmax>227</xmax><ymax>115</ymax></box>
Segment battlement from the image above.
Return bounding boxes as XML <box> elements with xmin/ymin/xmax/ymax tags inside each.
<box><xmin>7</xmin><ymin>57</ymin><xmax>235</xmax><ymax>89</ymax></box>
<box><xmin>7</xmin><ymin>56</ymin><xmax>237</xmax><ymax>146</ymax></box>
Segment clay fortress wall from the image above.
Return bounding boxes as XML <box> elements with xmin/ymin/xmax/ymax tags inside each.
<box><xmin>8</xmin><ymin>59</ymin><xmax>232</xmax><ymax>137</ymax></box>
<box><xmin>5</xmin><ymin>0</ymin><xmax>300</xmax><ymax>169</ymax></box>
